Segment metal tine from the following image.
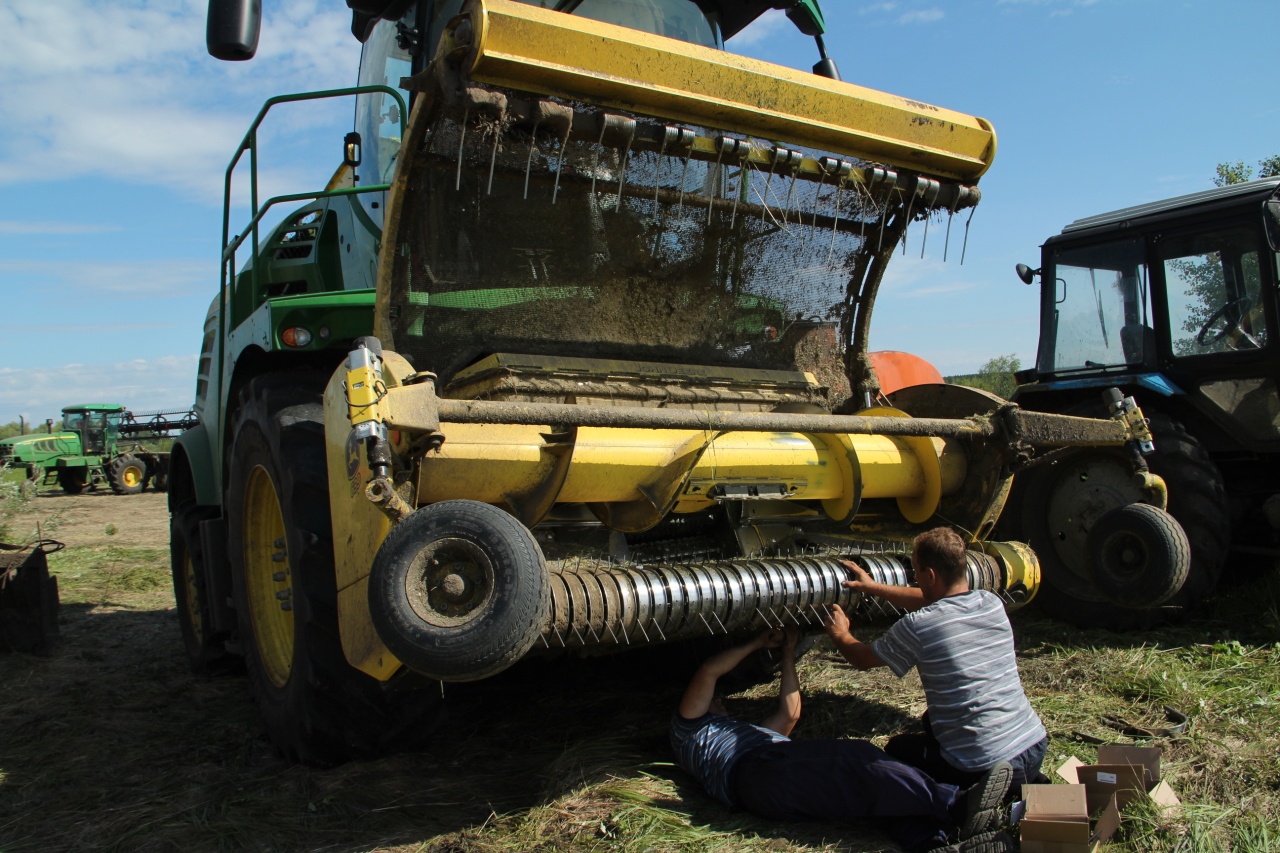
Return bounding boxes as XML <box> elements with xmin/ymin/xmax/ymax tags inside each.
<box><xmin>761</xmin><ymin>157</ymin><xmax>779</xmax><ymax>221</ymax></box>
<box><xmin>812</xmin><ymin>170</ymin><xmax>828</xmax><ymax>228</ymax></box>
<box><xmin>523</xmin><ymin>119</ymin><xmax>541</xmax><ymax>200</ymax></box>
<box><xmin>587</xmin><ymin>622</ymin><xmax>600</xmax><ymax>643</ymax></box>
<box><xmin>616</xmin><ymin>128</ymin><xmax>635</xmax><ymax>208</ymax></box>
<box><xmin>755</xmin><ymin>606</ymin><xmax>771</xmax><ymax>629</ymax></box>
<box><xmin>636</xmin><ymin>617</ymin><xmax>651</xmax><ymax>643</ymax></box>
<box><xmin>901</xmin><ymin>183</ymin><xmax>916</xmax><ymax>256</ymax></box>
<box><xmin>604</xmin><ymin>620</ymin><xmax>619</xmax><ymax>643</ymax></box>
<box><xmin>768</xmin><ymin>605</ymin><xmax>785</xmax><ymax>627</ymax></box>
<box><xmin>455</xmin><ymin>107</ymin><xmax>470</xmax><ymax>191</ymax></box>
<box><xmin>877</xmin><ymin>193</ymin><xmax>892</xmax><ymax>252</ymax></box>
<box><xmin>552</xmin><ymin>123</ymin><xmax>572</xmax><ymax>204</ymax></box>
<box><xmin>712</xmin><ymin>611</ymin><xmax>728</xmax><ymax>633</ymax></box>
<box><xmin>589</xmin><ymin>122</ymin><xmax>607</xmax><ymax>199</ymax></box>
<box><xmin>827</xmin><ymin>178</ymin><xmax>845</xmax><ymax>261</ymax></box>
<box><xmin>653</xmin><ymin>134</ymin><xmax>669</xmax><ymax>207</ymax></box>
<box><xmin>961</xmin><ymin>207</ymin><xmax>976</xmax><ymax>265</ymax></box>
<box><xmin>553</xmin><ymin>625</ymin><xmax>566</xmax><ymax>648</ymax></box>
<box><xmin>783</xmin><ymin>165</ymin><xmax>800</xmax><ymax>225</ymax></box>
<box><xmin>677</xmin><ymin>152</ymin><xmax>691</xmax><ymax>213</ymax></box>
<box><xmin>706</xmin><ymin>146</ymin><xmax>726</xmax><ymax>226</ymax></box>
<box><xmin>486</xmin><ymin>124</ymin><xmax>501</xmax><ymax>195</ymax></box>
<box><xmin>539</xmin><ymin>631</ymin><xmax>550</xmax><ymax>648</ymax></box>
<box><xmin>572</xmin><ymin>624</ymin><xmax>586</xmax><ymax>646</ymax></box>
<box><xmin>920</xmin><ymin>210</ymin><xmax>930</xmax><ymax>258</ymax></box>
<box><xmin>651</xmin><ymin>617</ymin><xmax>667</xmax><ymax>641</ymax></box>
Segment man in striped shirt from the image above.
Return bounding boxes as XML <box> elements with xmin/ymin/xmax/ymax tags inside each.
<box><xmin>823</xmin><ymin>527</ymin><xmax>1048</xmax><ymax>793</ymax></box>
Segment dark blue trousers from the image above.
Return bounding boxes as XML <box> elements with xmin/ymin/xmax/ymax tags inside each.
<box><xmin>733</xmin><ymin>739</ymin><xmax>959</xmax><ymax>853</ymax></box>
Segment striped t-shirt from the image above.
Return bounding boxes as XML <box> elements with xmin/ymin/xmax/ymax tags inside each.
<box><xmin>670</xmin><ymin>712</ymin><xmax>790</xmax><ymax>806</ymax></box>
<box><xmin>872</xmin><ymin>589</ymin><xmax>1045</xmax><ymax>772</ymax></box>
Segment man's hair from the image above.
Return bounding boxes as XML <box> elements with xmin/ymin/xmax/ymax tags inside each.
<box><xmin>912</xmin><ymin>527</ymin><xmax>968</xmax><ymax>586</ymax></box>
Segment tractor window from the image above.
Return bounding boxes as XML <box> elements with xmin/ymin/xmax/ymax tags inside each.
<box><xmin>62</xmin><ymin>412</ymin><xmax>85</xmax><ymax>435</ymax></box>
<box><xmin>1041</xmin><ymin>237</ymin><xmax>1152</xmax><ymax>374</ymax></box>
<box><xmin>354</xmin><ymin>16</ymin><xmax>414</xmax><ymax>228</ymax></box>
<box><xmin>1160</xmin><ymin>226</ymin><xmax>1268</xmax><ymax>357</ymax></box>
<box><xmin>509</xmin><ymin>0</ymin><xmax>721</xmax><ymax>47</ymax></box>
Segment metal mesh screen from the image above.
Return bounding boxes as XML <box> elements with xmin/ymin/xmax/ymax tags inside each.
<box><xmin>387</xmin><ymin>108</ymin><xmax>902</xmax><ymax>385</ymax></box>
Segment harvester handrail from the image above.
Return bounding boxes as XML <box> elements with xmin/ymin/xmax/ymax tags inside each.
<box><xmin>215</xmin><ymin>85</ymin><xmax>407</xmax><ymax>466</ymax></box>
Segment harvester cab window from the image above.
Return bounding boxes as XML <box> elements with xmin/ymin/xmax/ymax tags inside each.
<box><xmin>354</xmin><ymin>16</ymin><xmax>414</xmax><ymax>228</ymax></box>
<box><xmin>1041</xmin><ymin>237</ymin><xmax>1152</xmax><ymax>374</ymax></box>
<box><xmin>1159</xmin><ymin>226</ymin><xmax>1268</xmax><ymax>357</ymax></box>
<box><xmin>509</xmin><ymin>0</ymin><xmax>721</xmax><ymax>47</ymax></box>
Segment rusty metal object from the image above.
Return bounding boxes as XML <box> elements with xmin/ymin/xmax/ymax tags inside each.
<box><xmin>0</xmin><ymin>541</ymin><xmax>63</xmax><ymax>655</ymax></box>
<box><xmin>365</xmin><ymin>477</ymin><xmax>416</xmax><ymax>525</ymax></box>
<box><xmin>540</xmin><ymin>546</ymin><xmax>1019</xmax><ymax>649</ymax></box>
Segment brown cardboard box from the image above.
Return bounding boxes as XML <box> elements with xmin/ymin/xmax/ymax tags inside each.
<box><xmin>1056</xmin><ymin>745</ymin><xmax>1181</xmax><ymax>815</ymax></box>
<box><xmin>1020</xmin><ymin>784</ymin><xmax>1122</xmax><ymax>853</ymax></box>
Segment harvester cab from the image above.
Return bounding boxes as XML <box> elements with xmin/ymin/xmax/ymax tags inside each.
<box><xmin>1004</xmin><ymin>176</ymin><xmax>1280</xmax><ymax>628</ymax></box>
<box><xmin>175</xmin><ymin>0</ymin><xmax>1182</xmax><ymax>763</ymax></box>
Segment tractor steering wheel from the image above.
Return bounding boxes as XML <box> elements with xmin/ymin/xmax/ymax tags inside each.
<box><xmin>1196</xmin><ymin>296</ymin><xmax>1261</xmax><ymax>349</ymax></box>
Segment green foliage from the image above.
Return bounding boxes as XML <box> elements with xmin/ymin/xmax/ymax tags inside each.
<box><xmin>947</xmin><ymin>354</ymin><xmax>1021</xmax><ymax>400</ymax></box>
<box><xmin>0</xmin><ymin>419</ymin><xmax>64</xmax><ymax>441</ymax></box>
<box><xmin>0</xmin><ymin>463</ymin><xmax>33</xmax><ymax>543</ymax></box>
<box><xmin>1213</xmin><ymin>154</ymin><xmax>1280</xmax><ymax>187</ymax></box>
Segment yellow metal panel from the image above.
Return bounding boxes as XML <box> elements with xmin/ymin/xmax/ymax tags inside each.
<box><xmin>324</xmin><ymin>356</ymin><xmax>403</xmax><ymax>680</ymax></box>
<box><xmin>468</xmin><ymin>0</ymin><xmax>995</xmax><ymax>182</ymax></box>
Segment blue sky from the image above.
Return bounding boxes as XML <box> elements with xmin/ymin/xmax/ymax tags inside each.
<box><xmin>0</xmin><ymin>0</ymin><xmax>1276</xmax><ymax>425</ymax></box>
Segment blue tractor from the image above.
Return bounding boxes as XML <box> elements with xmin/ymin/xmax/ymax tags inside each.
<box><xmin>1003</xmin><ymin>177</ymin><xmax>1280</xmax><ymax>628</ymax></box>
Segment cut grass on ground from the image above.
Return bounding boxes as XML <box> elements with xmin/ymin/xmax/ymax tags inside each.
<box><xmin>0</xmin><ymin>502</ymin><xmax>1277</xmax><ymax>852</ymax></box>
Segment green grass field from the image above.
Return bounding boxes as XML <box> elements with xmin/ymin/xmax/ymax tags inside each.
<box><xmin>0</xmin><ymin>522</ymin><xmax>1276</xmax><ymax>851</ymax></box>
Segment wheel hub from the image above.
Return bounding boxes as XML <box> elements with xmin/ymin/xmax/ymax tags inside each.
<box><xmin>407</xmin><ymin>540</ymin><xmax>493</xmax><ymax>626</ymax></box>
<box><xmin>1045</xmin><ymin>454</ymin><xmax>1145</xmax><ymax>582</ymax></box>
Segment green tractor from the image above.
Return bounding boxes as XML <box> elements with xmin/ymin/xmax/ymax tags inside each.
<box><xmin>0</xmin><ymin>405</ymin><xmax>195</xmax><ymax>495</ymax></box>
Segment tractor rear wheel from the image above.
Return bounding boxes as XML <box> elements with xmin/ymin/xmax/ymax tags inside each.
<box><xmin>170</xmin><ymin>500</ymin><xmax>239</xmax><ymax>675</ymax></box>
<box><xmin>1002</xmin><ymin>409</ymin><xmax>1227</xmax><ymax>629</ymax></box>
<box><xmin>107</xmin><ymin>454</ymin><xmax>147</xmax><ymax>495</ymax></box>
<box><xmin>57</xmin><ymin>467</ymin><xmax>88</xmax><ymax>495</ymax></box>
<box><xmin>226</xmin><ymin>371</ymin><xmax>443</xmax><ymax>765</ymax></box>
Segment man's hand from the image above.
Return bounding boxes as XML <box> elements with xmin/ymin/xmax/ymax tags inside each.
<box><xmin>677</xmin><ymin>630</ymin><xmax>785</xmax><ymax>720</ymax></box>
<box><xmin>782</xmin><ymin>627</ymin><xmax>800</xmax><ymax>652</ymax></box>
<box><xmin>758</xmin><ymin>628</ymin><xmax>786</xmax><ymax>649</ymax></box>
<box><xmin>823</xmin><ymin>603</ymin><xmax>853</xmax><ymax>642</ymax></box>
<box><xmin>822</xmin><ymin>603</ymin><xmax>886</xmax><ymax>672</ymax></box>
<box><xmin>840</xmin><ymin>560</ymin><xmax>874</xmax><ymax>592</ymax></box>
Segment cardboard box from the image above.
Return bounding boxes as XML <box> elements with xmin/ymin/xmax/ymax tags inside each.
<box><xmin>1020</xmin><ymin>784</ymin><xmax>1121</xmax><ymax>853</ymax></box>
<box><xmin>1056</xmin><ymin>745</ymin><xmax>1181</xmax><ymax>814</ymax></box>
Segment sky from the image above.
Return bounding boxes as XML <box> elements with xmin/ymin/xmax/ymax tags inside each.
<box><xmin>0</xmin><ymin>0</ymin><xmax>1276</xmax><ymax>426</ymax></box>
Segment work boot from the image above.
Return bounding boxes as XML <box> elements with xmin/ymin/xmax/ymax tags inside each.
<box><xmin>928</xmin><ymin>830</ymin><xmax>1014</xmax><ymax>853</ymax></box>
<box><xmin>957</xmin><ymin>760</ymin><xmax>1013</xmax><ymax>839</ymax></box>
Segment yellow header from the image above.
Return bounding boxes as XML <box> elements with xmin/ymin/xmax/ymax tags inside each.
<box><xmin>464</xmin><ymin>0</ymin><xmax>996</xmax><ymax>182</ymax></box>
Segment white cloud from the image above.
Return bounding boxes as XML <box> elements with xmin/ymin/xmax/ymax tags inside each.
<box><xmin>898</xmin><ymin>9</ymin><xmax>945</xmax><ymax>24</ymax></box>
<box><xmin>0</xmin><ymin>221</ymin><xmax>122</xmax><ymax>234</ymax></box>
<box><xmin>0</xmin><ymin>0</ymin><xmax>361</xmax><ymax>204</ymax></box>
<box><xmin>0</xmin><ymin>354</ymin><xmax>200</xmax><ymax>425</ymax></box>
<box><xmin>0</xmin><ymin>259</ymin><xmax>213</xmax><ymax>297</ymax></box>
<box><xmin>728</xmin><ymin>9</ymin><xmax>789</xmax><ymax>47</ymax></box>
<box><xmin>860</xmin><ymin>3</ymin><xmax>899</xmax><ymax>13</ymax></box>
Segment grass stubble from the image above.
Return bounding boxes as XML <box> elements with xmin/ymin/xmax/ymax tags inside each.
<box><xmin>0</xmin><ymin>490</ymin><xmax>1276</xmax><ymax>852</ymax></box>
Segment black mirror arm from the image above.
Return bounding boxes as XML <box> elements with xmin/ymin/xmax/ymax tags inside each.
<box><xmin>812</xmin><ymin>35</ymin><xmax>841</xmax><ymax>81</ymax></box>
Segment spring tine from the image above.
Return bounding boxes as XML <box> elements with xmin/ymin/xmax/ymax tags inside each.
<box><xmin>699</xmin><ymin>612</ymin><xmax>716</xmax><ymax>635</ymax></box>
<box><xmin>572</xmin><ymin>624</ymin><xmax>585</xmax><ymax>646</ymax></box>
<box><xmin>455</xmin><ymin>107</ymin><xmax>469</xmax><ymax>191</ymax></box>
<box><xmin>961</xmin><ymin>207</ymin><xmax>976</xmax><ymax>265</ymax></box>
<box><xmin>828</xmin><ymin>180</ymin><xmax>844</xmax><ymax>261</ymax></box>
<box><xmin>761</xmin><ymin>161</ymin><xmax>777</xmax><ymax>221</ymax></box>
<box><xmin>604</xmin><ymin>620</ymin><xmax>619</xmax><ymax>643</ymax></box>
<box><xmin>812</xmin><ymin>170</ymin><xmax>828</xmax><ymax>228</ymax></box>
<box><xmin>677</xmin><ymin>153</ymin><xmax>691</xmax><ymax>213</ymax></box>
<box><xmin>921</xmin><ymin>211</ymin><xmax>930</xmax><ymax>259</ymax></box>
<box><xmin>539</xmin><ymin>631</ymin><xmax>550</xmax><ymax>648</ymax></box>
<box><xmin>590</xmin><ymin>122</ymin><xmax>607</xmax><ymax>198</ymax></box>
<box><xmin>784</xmin><ymin>167</ymin><xmax>799</xmax><ymax>224</ymax></box>
<box><xmin>523</xmin><ymin>119</ymin><xmax>541</xmax><ymax>200</ymax></box>
<box><xmin>712</xmin><ymin>610</ymin><xmax>728</xmax><ymax>633</ymax></box>
<box><xmin>901</xmin><ymin>189</ymin><xmax>915</xmax><ymax>256</ymax></box>
<box><xmin>652</xmin><ymin>617</ymin><xmax>667</xmax><ymax>641</ymax></box>
<box><xmin>877</xmin><ymin>198</ymin><xmax>889</xmax><ymax>252</ymax></box>
<box><xmin>552</xmin><ymin>124</ymin><xmax>572</xmax><ymax>204</ymax></box>
<box><xmin>768</xmin><ymin>606</ymin><xmax>784</xmax><ymax>627</ymax></box>
<box><xmin>486</xmin><ymin>126</ymin><xmax>500</xmax><ymax>195</ymax></box>
<box><xmin>553</xmin><ymin>625</ymin><xmax>566</xmax><ymax>647</ymax></box>
<box><xmin>636</xmin><ymin>616</ymin><xmax>650</xmax><ymax>642</ymax></box>
<box><xmin>616</xmin><ymin>131</ymin><xmax>634</xmax><ymax>208</ymax></box>
<box><xmin>707</xmin><ymin>148</ymin><xmax>725</xmax><ymax>225</ymax></box>
<box><xmin>729</xmin><ymin>164</ymin><xmax>742</xmax><ymax>229</ymax></box>
<box><xmin>654</xmin><ymin>136</ymin><xmax>668</xmax><ymax>207</ymax></box>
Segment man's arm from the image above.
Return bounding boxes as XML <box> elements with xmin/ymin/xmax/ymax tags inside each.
<box><xmin>677</xmin><ymin>630</ymin><xmax>783</xmax><ymax>719</ymax></box>
<box><xmin>822</xmin><ymin>604</ymin><xmax>887</xmax><ymax>671</ymax></box>
<box><xmin>841</xmin><ymin>560</ymin><xmax>927</xmax><ymax>611</ymax></box>
<box><xmin>760</xmin><ymin>628</ymin><xmax>802</xmax><ymax>736</ymax></box>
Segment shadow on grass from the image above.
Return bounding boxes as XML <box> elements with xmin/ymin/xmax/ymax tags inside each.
<box><xmin>0</xmin><ymin>603</ymin><xmax>907</xmax><ymax>853</ymax></box>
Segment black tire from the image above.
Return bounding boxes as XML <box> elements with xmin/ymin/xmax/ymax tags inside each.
<box><xmin>57</xmin><ymin>467</ymin><xmax>88</xmax><ymax>495</ymax></box>
<box><xmin>369</xmin><ymin>500</ymin><xmax>551</xmax><ymax>682</ymax></box>
<box><xmin>1001</xmin><ymin>408</ymin><xmax>1228</xmax><ymax>629</ymax></box>
<box><xmin>171</xmin><ymin>501</ymin><xmax>239</xmax><ymax>675</ymax></box>
<box><xmin>1086</xmin><ymin>503</ymin><xmax>1191</xmax><ymax>608</ymax></box>
<box><xmin>107</xmin><ymin>454</ymin><xmax>146</xmax><ymax>495</ymax></box>
<box><xmin>226</xmin><ymin>371</ymin><xmax>444</xmax><ymax>764</ymax></box>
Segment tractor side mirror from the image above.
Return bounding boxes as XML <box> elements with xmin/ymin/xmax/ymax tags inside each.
<box><xmin>344</xmin><ymin>132</ymin><xmax>363</xmax><ymax>168</ymax></box>
<box><xmin>206</xmin><ymin>0</ymin><xmax>261</xmax><ymax>61</ymax></box>
<box><xmin>1016</xmin><ymin>263</ymin><xmax>1040</xmax><ymax>285</ymax></box>
<box><xmin>786</xmin><ymin>1</ymin><xmax>827</xmax><ymax>37</ymax></box>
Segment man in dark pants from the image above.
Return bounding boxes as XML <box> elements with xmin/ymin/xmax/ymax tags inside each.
<box><xmin>670</xmin><ymin>628</ymin><xmax>1014</xmax><ymax>853</ymax></box>
<box><xmin>823</xmin><ymin>527</ymin><xmax>1048</xmax><ymax>794</ymax></box>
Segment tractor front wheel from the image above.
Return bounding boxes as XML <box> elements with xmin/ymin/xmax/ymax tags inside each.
<box><xmin>107</xmin><ymin>454</ymin><xmax>146</xmax><ymax>495</ymax></box>
<box><xmin>226</xmin><ymin>371</ymin><xmax>444</xmax><ymax>765</ymax></box>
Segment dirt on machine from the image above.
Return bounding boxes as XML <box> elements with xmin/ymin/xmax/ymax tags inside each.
<box><xmin>173</xmin><ymin>0</ymin><xmax>1181</xmax><ymax>764</ymax></box>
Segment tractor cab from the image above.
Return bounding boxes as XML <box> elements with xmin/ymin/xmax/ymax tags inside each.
<box><xmin>61</xmin><ymin>405</ymin><xmax>126</xmax><ymax>456</ymax></box>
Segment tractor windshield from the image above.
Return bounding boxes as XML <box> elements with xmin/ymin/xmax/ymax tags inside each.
<box><xmin>1158</xmin><ymin>225</ymin><xmax>1268</xmax><ymax>357</ymax></box>
<box><xmin>1039</xmin><ymin>237</ymin><xmax>1152</xmax><ymax>374</ymax></box>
